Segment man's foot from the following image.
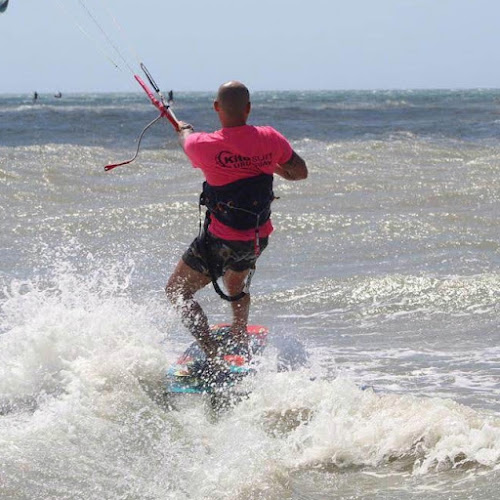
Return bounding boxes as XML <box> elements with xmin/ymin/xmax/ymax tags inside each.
<box><xmin>188</xmin><ymin>359</ymin><xmax>235</xmax><ymax>388</ymax></box>
<box><xmin>225</xmin><ymin>336</ymin><xmax>251</xmax><ymax>363</ymax></box>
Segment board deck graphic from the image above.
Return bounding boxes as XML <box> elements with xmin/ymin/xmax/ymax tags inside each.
<box><xmin>165</xmin><ymin>324</ymin><xmax>269</xmax><ymax>394</ymax></box>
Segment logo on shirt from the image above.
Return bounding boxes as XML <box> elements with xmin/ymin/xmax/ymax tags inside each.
<box><xmin>216</xmin><ymin>151</ymin><xmax>272</xmax><ymax>169</ymax></box>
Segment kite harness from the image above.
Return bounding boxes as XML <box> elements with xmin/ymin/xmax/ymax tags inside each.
<box><xmin>199</xmin><ymin>174</ymin><xmax>275</xmax><ymax>302</ymax></box>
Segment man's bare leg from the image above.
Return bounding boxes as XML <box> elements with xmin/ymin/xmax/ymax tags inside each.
<box><xmin>165</xmin><ymin>260</ymin><xmax>219</xmax><ymax>360</ymax></box>
<box><xmin>223</xmin><ymin>269</ymin><xmax>251</xmax><ymax>355</ymax></box>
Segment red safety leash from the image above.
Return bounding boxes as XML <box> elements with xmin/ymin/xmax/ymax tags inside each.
<box><xmin>103</xmin><ymin>114</ymin><xmax>163</xmax><ymax>171</ymax></box>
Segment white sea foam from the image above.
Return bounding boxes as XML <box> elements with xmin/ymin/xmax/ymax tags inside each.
<box><xmin>1</xmin><ymin>263</ymin><xmax>499</xmax><ymax>499</ymax></box>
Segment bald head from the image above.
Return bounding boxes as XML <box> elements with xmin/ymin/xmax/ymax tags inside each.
<box><xmin>214</xmin><ymin>81</ymin><xmax>251</xmax><ymax>126</ymax></box>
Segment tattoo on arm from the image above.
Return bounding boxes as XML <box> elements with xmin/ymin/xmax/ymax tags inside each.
<box><xmin>276</xmin><ymin>150</ymin><xmax>308</xmax><ymax>181</ymax></box>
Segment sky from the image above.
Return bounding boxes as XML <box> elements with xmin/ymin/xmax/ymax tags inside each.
<box><xmin>1</xmin><ymin>0</ymin><xmax>500</xmax><ymax>93</ymax></box>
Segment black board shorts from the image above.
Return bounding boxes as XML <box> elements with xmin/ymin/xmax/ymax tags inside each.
<box><xmin>182</xmin><ymin>231</ymin><xmax>269</xmax><ymax>279</ymax></box>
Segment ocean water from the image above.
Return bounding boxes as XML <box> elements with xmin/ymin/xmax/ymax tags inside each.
<box><xmin>1</xmin><ymin>89</ymin><xmax>499</xmax><ymax>499</ymax></box>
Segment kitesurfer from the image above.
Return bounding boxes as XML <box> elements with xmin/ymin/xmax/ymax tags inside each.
<box><xmin>168</xmin><ymin>90</ymin><xmax>174</xmax><ymax>104</ymax></box>
<box><xmin>33</xmin><ymin>91</ymin><xmax>38</xmax><ymax>103</ymax></box>
<box><xmin>165</xmin><ymin>81</ymin><xmax>308</xmax><ymax>380</ymax></box>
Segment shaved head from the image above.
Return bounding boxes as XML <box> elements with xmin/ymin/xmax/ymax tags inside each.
<box><xmin>216</xmin><ymin>81</ymin><xmax>250</xmax><ymax>117</ymax></box>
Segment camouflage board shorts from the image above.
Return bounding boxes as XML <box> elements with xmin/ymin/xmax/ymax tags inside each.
<box><xmin>182</xmin><ymin>231</ymin><xmax>269</xmax><ymax>279</ymax></box>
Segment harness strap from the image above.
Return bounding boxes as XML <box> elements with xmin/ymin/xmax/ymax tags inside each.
<box><xmin>199</xmin><ymin>213</ymin><xmax>249</xmax><ymax>302</ymax></box>
<box><xmin>201</xmin><ymin>174</ymin><xmax>273</xmax><ymax>230</ymax></box>
<box><xmin>197</xmin><ymin>175</ymin><xmax>274</xmax><ymax>302</ymax></box>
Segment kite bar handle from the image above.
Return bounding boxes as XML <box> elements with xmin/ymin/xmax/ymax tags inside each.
<box><xmin>134</xmin><ymin>74</ymin><xmax>180</xmax><ymax>131</ymax></box>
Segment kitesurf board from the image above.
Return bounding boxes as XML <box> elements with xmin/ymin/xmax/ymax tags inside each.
<box><xmin>165</xmin><ymin>324</ymin><xmax>269</xmax><ymax>394</ymax></box>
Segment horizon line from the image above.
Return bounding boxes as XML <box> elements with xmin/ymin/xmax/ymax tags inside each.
<box><xmin>2</xmin><ymin>86</ymin><xmax>500</xmax><ymax>96</ymax></box>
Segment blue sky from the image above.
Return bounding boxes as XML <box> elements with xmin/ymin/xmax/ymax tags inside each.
<box><xmin>1</xmin><ymin>0</ymin><xmax>499</xmax><ymax>93</ymax></box>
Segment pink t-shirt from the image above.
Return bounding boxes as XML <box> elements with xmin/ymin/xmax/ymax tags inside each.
<box><xmin>183</xmin><ymin>125</ymin><xmax>293</xmax><ymax>241</ymax></box>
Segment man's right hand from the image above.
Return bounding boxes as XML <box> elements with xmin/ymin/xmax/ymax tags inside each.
<box><xmin>177</xmin><ymin>121</ymin><xmax>194</xmax><ymax>131</ymax></box>
<box><xmin>177</xmin><ymin>121</ymin><xmax>195</xmax><ymax>149</ymax></box>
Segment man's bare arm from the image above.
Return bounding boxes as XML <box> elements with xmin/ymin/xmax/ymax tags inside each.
<box><xmin>176</xmin><ymin>121</ymin><xmax>195</xmax><ymax>149</ymax></box>
<box><xmin>274</xmin><ymin>150</ymin><xmax>308</xmax><ymax>181</ymax></box>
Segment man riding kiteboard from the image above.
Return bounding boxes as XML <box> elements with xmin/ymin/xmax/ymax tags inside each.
<box><xmin>166</xmin><ymin>81</ymin><xmax>308</xmax><ymax>383</ymax></box>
